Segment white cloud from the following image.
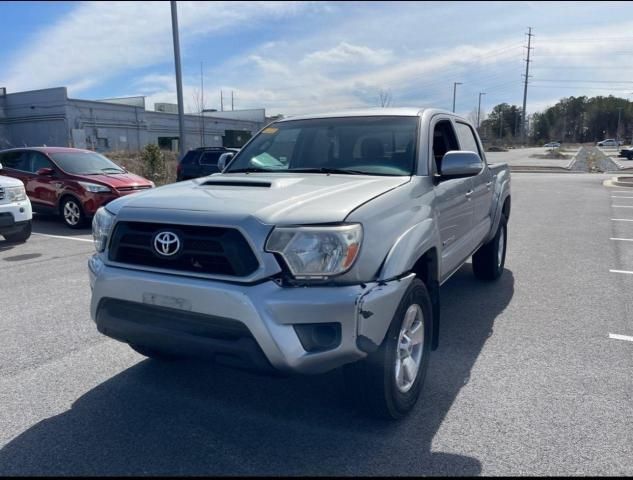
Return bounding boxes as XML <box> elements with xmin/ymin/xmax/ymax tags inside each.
<box><xmin>6</xmin><ymin>1</ymin><xmax>633</xmax><ymax>118</ymax></box>
<box><xmin>302</xmin><ymin>42</ymin><xmax>392</xmax><ymax>66</ymax></box>
<box><xmin>1</xmin><ymin>1</ymin><xmax>311</xmax><ymax>95</ymax></box>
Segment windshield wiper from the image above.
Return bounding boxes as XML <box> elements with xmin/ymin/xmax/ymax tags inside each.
<box><xmin>226</xmin><ymin>167</ymin><xmax>273</xmax><ymax>173</ymax></box>
<box><xmin>286</xmin><ymin>167</ymin><xmax>367</xmax><ymax>175</ymax></box>
<box><xmin>101</xmin><ymin>167</ymin><xmax>125</xmax><ymax>173</ymax></box>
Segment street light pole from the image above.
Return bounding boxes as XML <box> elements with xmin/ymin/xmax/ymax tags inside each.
<box><xmin>452</xmin><ymin>82</ymin><xmax>462</xmax><ymax>113</ymax></box>
<box><xmin>477</xmin><ymin>92</ymin><xmax>486</xmax><ymax>128</ymax></box>
<box><xmin>617</xmin><ymin>107</ymin><xmax>623</xmax><ymax>145</ymax></box>
<box><xmin>170</xmin><ymin>1</ymin><xmax>186</xmax><ymax>161</ymax></box>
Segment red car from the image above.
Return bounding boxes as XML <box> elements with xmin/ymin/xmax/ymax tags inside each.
<box><xmin>0</xmin><ymin>147</ymin><xmax>154</xmax><ymax>228</ymax></box>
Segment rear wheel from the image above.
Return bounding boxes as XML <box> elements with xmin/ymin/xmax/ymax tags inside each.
<box><xmin>472</xmin><ymin>214</ymin><xmax>507</xmax><ymax>281</ymax></box>
<box><xmin>130</xmin><ymin>344</ymin><xmax>181</xmax><ymax>361</ymax></box>
<box><xmin>61</xmin><ymin>197</ymin><xmax>86</xmax><ymax>229</ymax></box>
<box><xmin>2</xmin><ymin>221</ymin><xmax>32</xmax><ymax>243</ymax></box>
<box><xmin>344</xmin><ymin>278</ymin><xmax>432</xmax><ymax>420</ymax></box>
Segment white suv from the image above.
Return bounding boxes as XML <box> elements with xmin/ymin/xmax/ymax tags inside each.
<box><xmin>0</xmin><ymin>162</ymin><xmax>32</xmax><ymax>242</ymax></box>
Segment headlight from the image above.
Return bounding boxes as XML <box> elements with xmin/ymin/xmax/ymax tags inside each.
<box><xmin>5</xmin><ymin>185</ymin><xmax>27</xmax><ymax>202</ymax></box>
<box><xmin>266</xmin><ymin>224</ymin><xmax>362</xmax><ymax>279</ymax></box>
<box><xmin>78</xmin><ymin>181</ymin><xmax>111</xmax><ymax>193</ymax></box>
<box><xmin>92</xmin><ymin>207</ymin><xmax>114</xmax><ymax>252</ymax></box>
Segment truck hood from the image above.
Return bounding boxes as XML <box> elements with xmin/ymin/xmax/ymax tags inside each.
<box><xmin>106</xmin><ymin>173</ymin><xmax>411</xmax><ymax>224</ymax></box>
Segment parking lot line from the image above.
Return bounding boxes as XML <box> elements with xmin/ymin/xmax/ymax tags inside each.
<box><xmin>611</xmin><ymin>196</ymin><xmax>633</xmax><ymax>199</ymax></box>
<box><xmin>612</xmin><ymin>205</ymin><xmax>633</xmax><ymax>208</ymax></box>
<box><xmin>611</xmin><ymin>219</ymin><xmax>633</xmax><ymax>222</ymax></box>
<box><xmin>609</xmin><ymin>333</ymin><xmax>633</xmax><ymax>343</ymax></box>
<box><xmin>611</xmin><ymin>191</ymin><xmax>633</xmax><ymax>194</ymax></box>
<box><xmin>610</xmin><ymin>269</ymin><xmax>633</xmax><ymax>275</ymax></box>
<box><xmin>610</xmin><ymin>238</ymin><xmax>633</xmax><ymax>242</ymax></box>
<box><xmin>32</xmin><ymin>232</ymin><xmax>93</xmax><ymax>243</ymax></box>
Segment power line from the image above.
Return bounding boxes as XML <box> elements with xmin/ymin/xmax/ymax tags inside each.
<box><xmin>532</xmin><ymin>79</ymin><xmax>633</xmax><ymax>84</ymax></box>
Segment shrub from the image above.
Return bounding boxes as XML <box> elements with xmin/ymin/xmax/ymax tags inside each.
<box><xmin>142</xmin><ymin>144</ymin><xmax>166</xmax><ymax>184</ymax></box>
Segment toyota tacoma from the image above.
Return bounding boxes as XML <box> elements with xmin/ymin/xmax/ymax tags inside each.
<box><xmin>88</xmin><ymin>108</ymin><xmax>511</xmax><ymax>419</ymax></box>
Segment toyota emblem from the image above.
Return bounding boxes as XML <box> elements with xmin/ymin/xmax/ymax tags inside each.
<box><xmin>153</xmin><ymin>231</ymin><xmax>181</xmax><ymax>257</ymax></box>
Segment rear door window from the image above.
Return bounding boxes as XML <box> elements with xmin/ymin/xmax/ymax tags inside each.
<box><xmin>455</xmin><ymin>122</ymin><xmax>483</xmax><ymax>158</ymax></box>
<box><xmin>180</xmin><ymin>151</ymin><xmax>200</xmax><ymax>165</ymax></box>
<box><xmin>199</xmin><ymin>151</ymin><xmax>222</xmax><ymax>165</ymax></box>
<box><xmin>0</xmin><ymin>151</ymin><xmax>29</xmax><ymax>171</ymax></box>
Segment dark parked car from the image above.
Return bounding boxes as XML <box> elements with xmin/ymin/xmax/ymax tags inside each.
<box><xmin>0</xmin><ymin>147</ymin><xmax>154</xmax><ymax>228</ymax></box>
<box><xmin>177</xmin><ymin>147</ymin><xmax>240</xmax><ymax>181</ymax></box>
<box><xmin>619</xmin><ymin>146</ymin><xmax>633</xmax><ymax>160</ymax></box>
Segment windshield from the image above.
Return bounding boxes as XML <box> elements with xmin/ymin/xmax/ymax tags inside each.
<box><xmin>225</xmin><ymin>116</ymin><xmax>418</xmax><ymax>176</ymax></box>
<box><xmin>48</xmin><ymin>151</ymin><xmax>125</xmax><ymax>175</ymax></box>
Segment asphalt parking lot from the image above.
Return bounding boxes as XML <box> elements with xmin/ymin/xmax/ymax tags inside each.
<box><xmin>1</xmin><ymin>174</ymin><xmax>632</xmax><ymax>475</ymax></box>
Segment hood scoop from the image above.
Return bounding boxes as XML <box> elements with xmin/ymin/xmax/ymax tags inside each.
<box><xmin>200</xmin><ymin>180</ymin><xmax>272</xmax><ymax>188</ymax></box>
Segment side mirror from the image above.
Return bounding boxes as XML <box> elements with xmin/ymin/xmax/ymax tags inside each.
<box><xmin>36</xmin><ymin>167</ymin><xmax>55</xmax><ymax>176</ymax></box>
<box><xmin>439</xmin><ymin>151</ymin><xmax>483</xmax><ymax>179</ymax></box>
<box><xmin>218</xmin><ymin>152</ymin><xmax>235</xmax><ymax>172</ymax></box>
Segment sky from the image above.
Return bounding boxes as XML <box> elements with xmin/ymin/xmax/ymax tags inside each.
<box><xmin>2</xmin><ymin>1</ymin><xmax>633</xmax><ymax>120</ymax></box>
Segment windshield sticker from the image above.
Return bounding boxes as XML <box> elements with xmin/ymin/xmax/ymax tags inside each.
<box><xmin>262</xmin><ymin>127</ymin><xmax>278</xmax><ymax>134</ymax></box>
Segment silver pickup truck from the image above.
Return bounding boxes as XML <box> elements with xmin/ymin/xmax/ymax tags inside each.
<box><xmin>88</xmin><ymin>108</ymin><xmax>510</xmax><ymax>419</ymax></box>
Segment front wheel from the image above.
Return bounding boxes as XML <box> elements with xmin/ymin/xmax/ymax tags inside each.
<box><xmin>472</xmin><ymin>214</ymin><xmax>507</xmax><ymax>281</ymax></box>
<box><xmin>2</xmin><ymin>221</ymin><xmax>32</xmax><ymax>243</ymax></box>
<box><xmin>344</xmin><ymin>278</ymin><xmax>433</xmax><ymax>420</ymax></box>
<box><xmin>61</xmin><ymin>197</ymin><xmax>86</xmax><ymax>229</ymax></box>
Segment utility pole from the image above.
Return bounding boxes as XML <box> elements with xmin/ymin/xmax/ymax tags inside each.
<box><xmin>452</xmin><ymin>82</ymin><xmax>462</xmax><ymax>113</ymax></box>
<box><xmin>170</xmin><ymin>1</ymin><xmax>186</xmax><ymax>161</ymax></box>
<box><xmin>220</xmin><ymin>90</ymin><xmax>224</xmax><ymax>111</ymax></box>
<box><xmin>231</xmin><ymin>91</ymin><xmax>234</xmax><ymax>111</ymax></box>
<box><xmin>200</xmin><ymin>61</ymin><xmax>205</xmax><ymax>147</ymax></box>
<box><xmin>521</xmin><ymin>27</ymin><xmax>534</xmax><ymax>145</ymax></box>
<box><xmin>477</xmin><ymin>92</ymin><xmax>486</xmax><ymax>128</ymax></box>
<box><xmin>499</xmin><ymin>110</ymin><xmax>504</xmax><ymax>140</ymax></box>
<box><xmin>617</xmin><ymin>107</ymin><xmax>623</xmax><ymax>144</ymax></box>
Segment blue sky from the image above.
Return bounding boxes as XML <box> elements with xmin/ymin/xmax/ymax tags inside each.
<box><xmin>2</xmin><ymin>1</ymin><xmax>633</xmax><ymax>120</ymax></box>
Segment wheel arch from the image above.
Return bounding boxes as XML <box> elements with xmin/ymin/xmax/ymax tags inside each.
<box><xmin>410</xmin><ymin>248</ymin><xmax>440</xmax><ymax>350</ymax></box>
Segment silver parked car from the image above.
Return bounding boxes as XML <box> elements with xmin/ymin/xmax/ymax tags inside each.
<box><xmin>88</xmin><ymin>108</ymin><xmax>511</xmax><ymax>419</ymax></box>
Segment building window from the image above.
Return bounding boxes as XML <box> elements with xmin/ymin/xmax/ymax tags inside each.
<box><xmin>158</xmin><ymin>136</ymin><xmax>179</xmax><ymax>151</ymax></box>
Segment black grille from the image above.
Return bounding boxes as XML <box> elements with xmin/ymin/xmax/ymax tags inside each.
<box><xmin>0</xmin><ymin>187</ymin><xmax>4</xmax><ymax>201</ymax></box>
<box><xmin>108</xmin><ymin>221</ymin><xmax>259</xmax><ymax>277</ymax></box>
<box><xmin>116</xmin><ymin>185</ymin><xmax>152</xmax><ymax>192</ymax></box>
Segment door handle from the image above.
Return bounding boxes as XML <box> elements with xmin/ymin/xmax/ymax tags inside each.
<box><xmin>485</xmin><ymin>181</ymin><xmax>492</xmax><ymax>189</ymax></box>
<box><xmin>465</xmin><ymin>190</ymin><xmax>473</xmax><ymax>198</ymax></box>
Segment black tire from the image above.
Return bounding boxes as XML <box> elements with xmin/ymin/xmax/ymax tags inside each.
<box><xmin>60</xmin><ymin>196</ymin><xmax>86</xmax><ymax>229</ymax></box>
<box><xmin>344</xmin><ymin>278</ymin><xmax>433</xmax><ymax>420</ymax></box>
<box><xmin>3</xmin><ymin>221</ymin><xmax>32</xmax><ymax>243</ymax></box>
<box><xmin>472</xmin><ymin>214</ymin><xmax>507</xmax><ymax>281</ymax></box>
<box><xmin>129</xmin><ymin>344</ymin><xmax>181</xmax><ymax>361</ymax></box>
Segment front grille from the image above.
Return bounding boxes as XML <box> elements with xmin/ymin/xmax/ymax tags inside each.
<box><xmin>0</xmin><ymin>187</ymin><xmax>4</xmax><ymax>201</ymax></box>
<box><xmin>108</xmin><ymin>221</ymin><xmax>260</xmax><ymax>277</ymax></box>
<box><xmin>116</xmin><ymin>185</ymin><xmax>152</xmax><ymax>192</ymax></box>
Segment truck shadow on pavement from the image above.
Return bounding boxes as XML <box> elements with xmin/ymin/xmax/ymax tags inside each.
<box><xmin>0</xmin><ymin>265</ymin><xmax>514</xmax><ymax>476</ymax></box>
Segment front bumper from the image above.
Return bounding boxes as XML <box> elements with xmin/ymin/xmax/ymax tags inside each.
<box><xmin>88</xmin><ymin>256</ymin><xmax>413</xmax><ymax>374</ymax></box>
<box><xmin>82</xmin><ymin>189</ymin><xmax>147</xmax><ymax>217</ymax></box>
<box><xmin>0</xmin><ymin>200</ymin><xmax>32</xmax><ymax>232</ymax></box>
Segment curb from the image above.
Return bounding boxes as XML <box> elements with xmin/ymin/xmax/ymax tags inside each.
<box><xmin>604</xmin><ymin>176</ymin><xmax>633</xmax><ymax>188</ymax></box>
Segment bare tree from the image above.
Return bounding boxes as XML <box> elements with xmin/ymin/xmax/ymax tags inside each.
<box><xmin>379</xmin><ymin>89</ymin><xmax>392</xmax><ymax>108</ymax></box>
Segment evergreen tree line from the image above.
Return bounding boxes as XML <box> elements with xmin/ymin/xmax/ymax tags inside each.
<box><xmin>478</xmin><ymin>95</ymin><xmax>633</xmax><ymax>145</ymax></box>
